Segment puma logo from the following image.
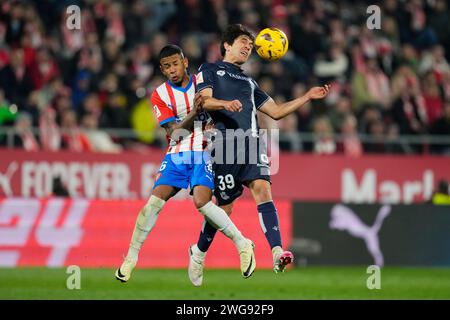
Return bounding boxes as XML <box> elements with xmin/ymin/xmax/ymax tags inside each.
<box><xmin>329</xmin><ymin>204</ymin><xmax>391</xmax><ymax>266</ymax></box>
<box><xmin>0</xmin><ymin>162</ymin><xmax>18</xmax><ymax>196</ymax></box>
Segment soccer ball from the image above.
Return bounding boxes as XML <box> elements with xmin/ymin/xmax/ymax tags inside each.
<box><xmin>255</xmin><ymin>28</ymin><xmax>289</xmax><ymax>61</ymax></box>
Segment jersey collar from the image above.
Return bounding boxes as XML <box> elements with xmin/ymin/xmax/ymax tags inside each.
<box><xmin>167</xmin><ymin>75</ymin><xmax>193</xmax><ymax>93</ymax></box>
<box><xmin>218</xmin><ymin>61</ymin><xmax>244</xmax><ymax>72</ymax></box>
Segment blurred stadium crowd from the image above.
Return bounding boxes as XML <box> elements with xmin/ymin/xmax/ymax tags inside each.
<box><xmin>0</xmin><ymin>0</ymin><xmax>449</xmax><ymax>155</ymax></box>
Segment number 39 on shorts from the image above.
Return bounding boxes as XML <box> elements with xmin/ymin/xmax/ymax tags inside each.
<box><xmin>217</xmin><ymin>174</ymin><xmax>235</xmax><ymax>190</ymax></box>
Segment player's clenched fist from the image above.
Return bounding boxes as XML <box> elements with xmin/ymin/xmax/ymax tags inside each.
<box><xmin>307</xmin><ymin>84</ymin><xmax>331</xmax><ymax>100</ymax></box>
<box><xmin>224</xmin><ymin>99</ymin><xmax>243</xmax><ymax>112</ymax></box>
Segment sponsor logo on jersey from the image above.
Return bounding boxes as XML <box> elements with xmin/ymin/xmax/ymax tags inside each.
<box><xmin>196</xmin><ymin>72</ymin><xmax>204</xmax><ymax>84</ymax></box>
<box><xmin>227</xmin><ymin>72</ymin><xmax>249</xmax><ymax>81</ymax></box>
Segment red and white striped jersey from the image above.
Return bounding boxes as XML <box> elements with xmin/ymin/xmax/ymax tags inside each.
<box><xmin>150</xmin><ymin>75</ymin><xmax>210</xmax><ymax>154</ymax></box>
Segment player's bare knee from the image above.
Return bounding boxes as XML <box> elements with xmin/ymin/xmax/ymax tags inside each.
<box><xmin>261</xmin><ymin>189</ymin><xmax>272</xmax><ymax>202</ymax></box>
<box><xmin>152</xmin><ymin>190</ymin><xmax>168</xmax><ymax>201</ymax></box>
<box><xmin>193</xmin><ymin>195</ymin><xmax>209</xmax><ymax>209</ymax></box>
<box><xmin>152</xmin><ymin>185</ymin><xmax>176</xmax><ymax>201</ymax></box>
<box><xmin>192</xmin><ymin>186</ymin><xmax>212</xmax><ymax>209</ymax></box>
<box><xmin>194</xmin><ymin>198</ymin><xmax>209</xmax><ymax>209</ymax></box>
<box><xmin>251</xmin><ymin>184</ymin><xmax>272</xmax><ymax>203</ymax></box>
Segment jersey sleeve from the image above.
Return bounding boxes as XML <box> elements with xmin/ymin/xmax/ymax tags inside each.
<box><xmin>253</xmin><ymin>80</ymin><xmax>271</xmax><ymax>109</ymax></box>
<box><xmin>150</xmin><ymin>90</ymin><xmax>176</xmax><ymax>126</ymax></box>
<box><xmin>195</xmin><ymin>63</ymin><xmax>215</xmax><ymax>92</ymax></box>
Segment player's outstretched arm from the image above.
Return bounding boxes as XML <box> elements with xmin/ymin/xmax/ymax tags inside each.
<box><xmin>198</xmin><ymin>88</ymin><xmax>242</xmax><ymax>112</ymax></box>
<box><xmin>259</xmin><ymin>84</ymin><xmax>330</xmax><ymax>120</ymax></box>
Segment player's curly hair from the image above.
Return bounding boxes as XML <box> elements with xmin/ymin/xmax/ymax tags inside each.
<box><xmin>220</xmin><ymin>24</ymin><xmax>255</xmax><ymax>57</ymax></box>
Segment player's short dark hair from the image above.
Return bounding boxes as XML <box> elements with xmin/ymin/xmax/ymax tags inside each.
<box><xmin>158</xmin><ymin>44</ymin><xmax>184</xmax><ymax>63</ymax></box>
<box><xmin>220</xmin><ymin>24</ymin><xmax>255</xmax><ymax>57</ymax></box>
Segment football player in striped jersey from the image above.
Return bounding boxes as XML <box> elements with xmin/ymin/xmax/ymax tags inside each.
<box><xmin>115</xmin><ymin>45</ymin><xmax>256</xmax><ymax>284</ymax></box>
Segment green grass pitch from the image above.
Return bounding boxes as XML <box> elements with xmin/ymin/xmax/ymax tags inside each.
<box><xmin>1</xmin><ymin>267</ymin><xmax>450</xmax><ymax>300</ymax></box>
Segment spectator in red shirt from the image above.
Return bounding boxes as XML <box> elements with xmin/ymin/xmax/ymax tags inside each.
<box><xmin>28</xmin><ymin>47</ymin><xmax>60</xmax><ymax>90</ymax></box>
<box><xmin>422</xmin><ymin>71</ymin><xmax>444</xmax><ymax>125</ymax></box>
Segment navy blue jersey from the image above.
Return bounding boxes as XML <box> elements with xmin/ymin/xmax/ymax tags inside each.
<box><xmin>196</xmin><ymin>61</ymin><xmax>270</xmax><ymax>137</ymax></box>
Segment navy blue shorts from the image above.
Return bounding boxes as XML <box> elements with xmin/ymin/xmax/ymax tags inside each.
<box><xmin>212</xmin><ymin>137</ymin><xmax>271</xmax><ymax>206</ymax></box>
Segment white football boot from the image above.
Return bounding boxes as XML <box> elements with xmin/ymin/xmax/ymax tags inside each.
<box><xmin>188</xmin><ymin>244</ymin><xmax>206</xmax><ymax>287</ymax></box>
<box><xmin>115</xmin><ymin>256</ymin><xmax>137</xmax><ymax>283</ymax></box>
<box><xmin>240</xmin><ymin>239</ymin><xmax>256</xmax><ymax>278</ymax></box>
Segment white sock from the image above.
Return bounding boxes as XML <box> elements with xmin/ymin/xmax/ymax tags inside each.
<box><xmin>198</xmin><ymin>201</ymin><xmax>247</xmax><ymax>251</ymax></box>
<box><xmin>191</xmin><ymin>244</ymin><xmax>206</xmax><ymax>264</ymax></box>
<box><xmin>127</xmin><ymin>195</ymin><xmax>166</xmax><ymax>260</ymax></box>
<box><xmin>272</xmin><ymin>246</ymin><xmax>283</xmax><ymax>255</ymax></box>
<box><xmin>192</xmin><ymin>244</ymin><xmax>206</xmax><ymax>257</ymax></box>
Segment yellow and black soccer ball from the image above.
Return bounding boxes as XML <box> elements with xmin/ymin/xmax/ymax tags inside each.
<box><xmin>255</xmin><ymin>27</ymin><xmax>289</xmax><ymax>61</ymax></box>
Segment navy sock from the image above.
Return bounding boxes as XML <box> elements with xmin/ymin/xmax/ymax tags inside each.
<box><xmin>258</xmin><ymin>201</ymin><xmax>282</xmax><ymax>249</ymax></box>
<box><xmin>197</xmin><ymin>220</ymin><xmax>218</xmax><ymax>252</ymax></box>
